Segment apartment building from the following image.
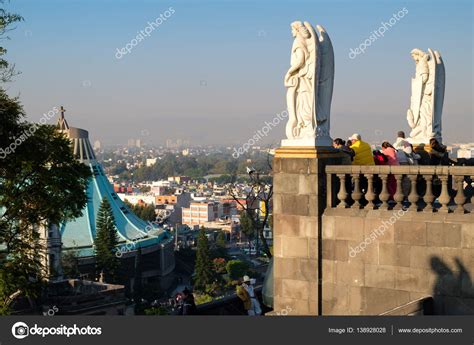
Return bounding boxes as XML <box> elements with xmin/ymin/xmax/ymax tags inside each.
<box><xmin>182</xmin><ymin>201</ymin><xmax>219</xmax><ymax>226</ymax></box>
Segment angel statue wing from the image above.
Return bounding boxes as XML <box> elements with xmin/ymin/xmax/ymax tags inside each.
<box><xmin>303</xmin><ymin>21</ymin><xmax>320</xmax><ymax>131</ymax></box>
<box><xmin>428</xmin><ymin>48</ymin><xmax>445</xmax><ymax>140</ymax></box>
<box><xmin>315</xmin><ymin>24</ymin><xmax>334</xmax><ymax>137</ymax></box>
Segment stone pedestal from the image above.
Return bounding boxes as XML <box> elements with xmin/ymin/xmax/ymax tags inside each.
<box><xmin>272</xmin><ymin>146</ymin><xmax>344</xmax><ymax>315</ymax></box>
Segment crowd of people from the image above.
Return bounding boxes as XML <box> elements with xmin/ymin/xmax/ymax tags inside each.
<box><xmin>332</xmin><ymin>131</ymin><xmax>456</xmax><ymax>201</ymax></box>
<box><xmin>332</xmin><ymin>131</ymin><xmax>454</xmax><ymax>167</ymax></box>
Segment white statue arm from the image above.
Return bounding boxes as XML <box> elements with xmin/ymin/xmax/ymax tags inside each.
<box><xmin>285</xmin><ymin>48</ymin><xmax>305</xmax><ymax>84</ymax></box>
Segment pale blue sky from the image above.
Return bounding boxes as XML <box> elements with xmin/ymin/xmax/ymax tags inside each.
<box><xmin>4</xmin><ymin>0</ymin><xmax>473</xmax><ymax>146</ymax></box>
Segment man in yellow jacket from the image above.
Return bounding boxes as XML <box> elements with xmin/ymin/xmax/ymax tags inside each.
<box><xmin>348</xmin><ymin>133</ymin><xmax>375</xmax><ymax>165</ymax></box>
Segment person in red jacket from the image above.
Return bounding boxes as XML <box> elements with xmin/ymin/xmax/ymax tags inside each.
<box><xmin>381</xmin><ymin>141</ymin><xmax>400</xmax><ymax>199</ymax></box>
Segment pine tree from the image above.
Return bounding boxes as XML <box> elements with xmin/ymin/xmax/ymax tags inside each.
<box><xmin>239</xmin><ymin>210</ymin><xmax>255</xmax><ymax>253</ymax></box>
<box><xmin>213</xmin><ymin>231</ymin><xmax>227</xmax><ymax>258</ymax></box>
<box><xmin>193</xmin><ymin>227</ymin><xmax>213</xmax><ymax>291</ymax></box>
<box><xmin>216</xmin><ymin>231</ymin><xmax>226</xmax><ymax>248</ymax></box>
<box><xmin>94</xmin><ymin>198</ymin><xmax>119</xmax><ymax>283</ymax></box>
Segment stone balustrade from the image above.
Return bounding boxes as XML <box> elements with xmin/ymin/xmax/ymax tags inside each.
<box><xmin>326</xmin><ymin>165</ymin><xmax>474</xmax><ymax>213</ymax></box>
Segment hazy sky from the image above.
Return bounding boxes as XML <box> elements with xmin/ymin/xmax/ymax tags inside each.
<box><xmin>4</xmin><ymin>0</ymin><xmax>473</xmax><ymax>146</ymax></box>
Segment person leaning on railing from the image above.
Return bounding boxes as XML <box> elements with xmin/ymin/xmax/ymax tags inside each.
<box><xmin>348</xmin><ymin>133</ymin><xmax>375</xmax><ymax>165</ymax></box>
<box><xmin>429</xmin><ymin>138</ymin><xmax>456</xmax><ymax>197</ymax></box>
<box><xmin>347</xmin><ymin>134</ymin><xmax>374</xmax><ymax>195</ymax></box>
<box><xmin>333</xmin><ymin>138</ymin><xmax>355</xmax><ymax>203</ymax></box>
<box><xmin>393</xmin><ymin>131</ymin><xmax>412</xmax><ymax>165</ymax></box>
<box><xmin>381</xmin><ymin>142</ymin><xmax>400</xmax><ymax>199</ymax></box>
<box><xmin>429</xmin><ymin>138</ymin><xmax>456</xmax><ymax>166</ymax></box>
<box><xmin>332</xmin><ymin>138</ymin><xmax>354</xmax><ymax>165</ymax></box>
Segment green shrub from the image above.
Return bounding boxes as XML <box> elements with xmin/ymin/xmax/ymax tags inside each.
<box><xmin>226</xmin><ymin>260</ymin><xmax>250</xmax><ymax>280</ymax></box>
<box><xmin>195</xmin><ymin>293</ymin><xmax>213</xmax><ymax>305</ymax></box>
<box><xmin>144</xmin><ymin>306</ymin><xmax>169</xmax><ymax>315</ymax></box>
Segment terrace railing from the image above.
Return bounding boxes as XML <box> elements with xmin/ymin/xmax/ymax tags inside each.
<box><xmin>326</xmin><ymin>165</ymin><xmax>474</xmax><ymax>213</ymax></box>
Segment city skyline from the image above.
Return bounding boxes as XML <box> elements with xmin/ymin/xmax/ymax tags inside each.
<box><xmin>2</xmin><ymin>0</ymin><xmax>474</xmax><ymax>331</ymax></box>
<box><xmin>4</xmin><ymin>0</ymin><xmax>473</xmax><ymax>146</ymax></box>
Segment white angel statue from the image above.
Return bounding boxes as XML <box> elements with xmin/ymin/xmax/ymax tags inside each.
<box><xmin>284</xmin><ymin>21</ymin><xmax>334</xmax><ymax>146</ymax></box>
<box><xmin>406</xmin><ymin>48</ymin><xmax>445</xmax><ymax>144</ymax></box>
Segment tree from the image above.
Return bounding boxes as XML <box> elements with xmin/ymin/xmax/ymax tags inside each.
<box><xmin>124</xmin><ymin>200</ymin><xmax>156</xmax><ymax>222</ymax></box>
<box><xmin>216</xmin><ymin>231</ymin><xmax>226</xmax><ymax>249</ymax></box>
<box><xmin>193</xmin><ymin>227</ymin><xmax>213</xmax><ymax>291</ymax></box>
<box><xmin>138</xmin><ymin>185</ymin><xmax>151</xmax><ymax>193</ymax></box>
<box><xmin>0</xmin><ymin>93</ymin><xmax>91</xmax><ymax>312</ymax></box>
<box><xmin>239</xmin><ymin>210</ymin><xmax>254</xmax><ymax>253</ymax></box>
<box><xmin>226</xmin><ymin>260</ymin><xmax>250</xmax><ymax>281</ymax></box>
<box><xmin>61</xmin><ymin>250</ymin><xmax>80</xmax><ymax>279</ymax></box>
<box><xmin>228</xmin><ymin>166</ymin><xmax>273</xmax><ymax>258</ymax></box>
<box><xmin>94</xmin><ymin>198</ymin><xmax>119</xmax><ymax>283</ymax></box>
<box><xmin>137</xmin><ymin>204</ymin><xmax>156</xmax><ymax>222</ymax></box>
<box><xmin>0</xmin><ymin>5</ymin><xmax>91</xmax><ymax>314</ymax></box>
<box><xmin>210</xmin><ymin>231</ymin><xmax>228</xmax><ymax>259</ymax></box>
<box><xmin>0</xmin><ymin>1</ymin><xmax>23</xmax><ymax>82</ymax></box>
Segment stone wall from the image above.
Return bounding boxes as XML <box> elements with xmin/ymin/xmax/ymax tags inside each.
<box><xmin>322</xmin><ymin>208</ymin><xmax>474</xmax><ymax>315</ymax></box>
<box><xmin>272</xmin><ymin>148</ymin><xmax>343</xmax><ymax>315</ymax></box>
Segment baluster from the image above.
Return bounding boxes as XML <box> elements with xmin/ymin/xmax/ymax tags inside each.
<box><xmin>407</xmin><ymin>174</ymin><xmax>419</xmax><ymax>211</ymax></box>
<box><xmin>327</xmin><ymin>172</ymin><xmax>335</xmax><ymax>208</ymax></box>
<box><xmin>336</xmin><ymin>174</ymin><xmax>348</xmax><ymax>208</ymax></box>
<box><xmin>423</xmin><ymin>175</ymin><xmax>435</xmax><ymax>212</ymax></box>
<box><xmin>351</xmin><ymin>174</ymin><xmax>362</xmax><ymax>208</ymax></box>
<box><xmin>393</xmin><ymin>174</ymin><xmax>404</xmax><ymax>210</ymax></box>
<box><xmin>378</xmin><ymin>174</ymin><xmax>389</xmax><ymax>210</ymax></box>
<box><xmin>438</xmin><ymin>176</ymin><xmax>451</xmax><ymax>213</ymax></box>
<box><xmin>454</xmin><ymin>176</ymin><xmax>466</xmax><ymax>214</ymax></box>
<box><xmin>365</xmin><ymin>174</ymin><xmax>376</xmax><ymax>209</ymax></box>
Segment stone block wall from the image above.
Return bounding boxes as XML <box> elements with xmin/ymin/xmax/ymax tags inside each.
<box><xmin>272</xmin><ymin>148</ymin><xmax>343</xmax><ymax>315</ymax></box>
<box><xmin>322</xmin><ymin>208</ymin><xmax>474</xmax><ymax>315</ymax></box>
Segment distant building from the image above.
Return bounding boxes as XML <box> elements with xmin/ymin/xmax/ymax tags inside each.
<box><xmin>55</xmin><ymin>110</ymin><xmax>175</xmax><ymax>293</ymax></box>
<box><xmin>146</xmin><ymin>158</ymin><xmax>157</xmax><ymax>167</ymax></box>
<box><xmin>127</xmin><ymin>138</ymin><xmax>141</xmax><ymax>148</ymax></box>
<box><xmin>118</xmin><ymin>193</ymin><xmax>156</xmax><ymax>205</ymax></box>
<box><xmin>156</xmin><ymin>195</ymin><xmax>178</xmax><ymax>204</ymax></box>
<box><xmin>150</xmin><ymin>185</ymin><xmax>167</xmax><ymax>195</ymax></box>
<box><xmin>156</xmin><ymin>192</ymin><xmax>191</xmax><ymax>226</ymax></box>
<box><xmin>165</xmin><ymin>139</ymin><xmax>189</xmax><ymax>149</ymax></box>
<box><xmin>165</xmin><ymin>139</ymin><xmax>174</xmax><ymax>149</ymax></box>
<box><xmin>168</xmin><ymin>176</ymin><xmax>191</xmax><ymax>184</ymax></box>
<box><xmin>220</xmin><ymin>201</ymin><xmax>238</xmax><ymax>218</ymax></box>
<box><xmin>93</xmin><ymin>140</ymin><xmax>101</xmax><ymax>150</ymax></box>
<box><xmin>113</xmin><ymin>184</ymin><xmax>133</xmax><ymax>193</ymax></box>
<box><xmin>458</xmin><ymin>146</ymin><xmax>474</xmax><ymax>159</ymax></box>
<box><xmin>182</xmin><ymin>201</ymin><xmax>219</xmax><ymax>226</ymax></box>
<box><xmin>203</xmin><ymin>220</ymin><xmax>239</xmax><ymax>233</ymax></box>
<box><xmin>149</xmin><ymin>180</ymin><xmax>174</xmax><ymax>189</ymax></box>
<box><xmin>156</xmin><ymin>192</ymin><xmax>190</xmax><ymax>206</ymax></box>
